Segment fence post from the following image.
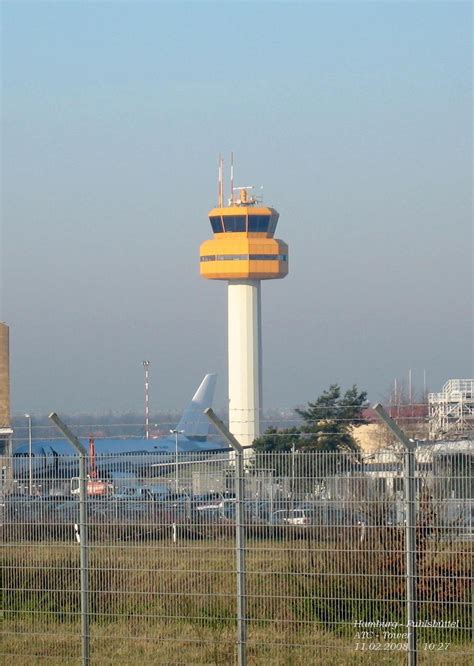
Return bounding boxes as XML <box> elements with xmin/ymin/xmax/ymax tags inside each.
<box><xmin>404</xmin><ymin>441</ymin><xmax>417</xmax><ymax>663</ymax></box>
<box><xmin>49</xmin><ymin>412</ymin><xmax>90</xmax><ymax>666</ymax></box>
<box><xmin>204</xmin><ymin>408</ymin><xmax>247</xmax><ymax>666</ymax></box>
<box><xmin>373</xmin><ymin>404</ymin><xmax>417</xmax><ymax>666</ymax></box>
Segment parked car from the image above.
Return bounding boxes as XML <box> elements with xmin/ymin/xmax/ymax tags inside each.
<box><xmin>271</xmin><ymin>508</ymin><xmax>313</xmax><ymax>526</ymax></box>
<box><xmin>112</xmin><ymin>483</ymin><xmax>170</xmax><ymax>501</ymax></box>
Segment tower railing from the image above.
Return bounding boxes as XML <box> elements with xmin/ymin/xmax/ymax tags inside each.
<box><xmin>428</xmin><ymin>378</ymin><xmax>474</xmax><ymax>439</ymax></box>
<box><xmin>428</xmin><ymin>378</ymin><xmax>474</xmax><ymax>403</ymax></box>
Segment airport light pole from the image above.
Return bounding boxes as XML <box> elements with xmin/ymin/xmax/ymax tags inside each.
<box><xmin>170</xmin><ymin>429</ymin><xmax>184</xmax><ymax>493</ymax></box>
<box><xmin>24</xmin><ymin>413</ymin><xmax>32</xmax><ymax>495</ymax></box>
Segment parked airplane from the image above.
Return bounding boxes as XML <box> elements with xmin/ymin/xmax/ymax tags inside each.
<box><xmin>12</xmin><ymin>373</ymin><xmax>229</xmax><ymax>480</ymax></box>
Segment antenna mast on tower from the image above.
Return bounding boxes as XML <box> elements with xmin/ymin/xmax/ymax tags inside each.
<box><xmin>218</xmin><ymin>156</ymin><xmax>225</xmax><ymax>207</ymax></box>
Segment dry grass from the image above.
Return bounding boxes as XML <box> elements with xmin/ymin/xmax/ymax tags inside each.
<box><xmin>1</xmin><ymin>619</ymin><xmax>472</xmax><ymax>665</ymax></box>
<box><xmin>1</xmin><ymin>536</ymin><xmax>472</xmax><ymax>664</ymax></box>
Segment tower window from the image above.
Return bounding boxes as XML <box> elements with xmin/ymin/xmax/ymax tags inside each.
<box><xmin>248</xmin><ymin>215</ymin><xmax>270</xmax><ymax>232</ymax></box>
<box><xmin>209</xmin><ymin>216</ymin><xmax>223</xmax><ymax>233</ymax></box>
<box><xmin>201</xmin><ymin>254</ymin><xmax>288</xmax><ymax>262</ymax></box>
<box><xmin>216</xmin><ymin>254</ymin><xmax>248</xmax><ymax>261</ymax></box>
<box><xmin>223</xmin><ymin>216</ymin><xmax>246</xmax><ymax>232</ymax></box>
<box><xmin>268</xmin><ymin>214</ymin><xmax>279</xmax><ymax>235</ymax></box>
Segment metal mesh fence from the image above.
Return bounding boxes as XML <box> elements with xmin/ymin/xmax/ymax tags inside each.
<box><xmin>1</xmin><ymin>448</ymin><xmax>472</xmax><ymax>664</ymax></box>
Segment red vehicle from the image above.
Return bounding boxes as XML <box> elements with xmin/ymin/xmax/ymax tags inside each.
<box><xmin>70</xmin><ymin>437</ymin><xmax>113</xmax><ymax>497</ymax></box>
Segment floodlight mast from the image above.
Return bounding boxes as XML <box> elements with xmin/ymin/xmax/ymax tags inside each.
<box><xmin>142</xmin><ymin>361</ymin><xmax>151</xmax><ymax>440</ymax></box>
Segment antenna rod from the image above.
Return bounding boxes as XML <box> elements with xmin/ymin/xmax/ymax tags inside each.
<box><xmin>230</xmin><ymin>152</ymin><xmax>234</xmax><ymax>204</ymax></box>
<box><xmin>221</xmin><ymin>156</ymin><xmax>224</xmax><ymax>207</ymax></box>
<box><xmin>218</xmin><ymin>155</ymin><xmax>222</xmax><ymax>206</ymax></box>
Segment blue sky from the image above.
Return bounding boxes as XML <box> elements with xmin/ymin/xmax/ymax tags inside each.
<box><xmin>1</xmin><ymin>1</ymin><xmax>472</xmax><ymax>414</ymax></box>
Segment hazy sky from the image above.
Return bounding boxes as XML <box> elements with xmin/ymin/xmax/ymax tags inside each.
<box><xmin>1</xmin><ymin>1</ymin><xmax>472</xmax><ymax>415</ymax></box>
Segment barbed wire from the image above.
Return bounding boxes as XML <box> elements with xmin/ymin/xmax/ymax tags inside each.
<box><xmin>10</xmin><ymin>413</ymin><xmax>433</xmax><ymax>430</ymax></box>
<box><xmin>12</xmin><ymin>432</ymin><xmax>465</xmax><ymax>444</ymax></box>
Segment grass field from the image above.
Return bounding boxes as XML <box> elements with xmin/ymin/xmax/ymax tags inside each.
<box><xmin>1</xmin><ymin>534</ymin><xmax>472</xmax><ymax>664</ymax></box>
<box><xmin>1</xmin><ymin>618</ymin><xmax>473</xmax><ymax>665</ymax></box>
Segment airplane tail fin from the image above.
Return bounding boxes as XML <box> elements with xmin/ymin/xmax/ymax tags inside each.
<box><xmin>176</xmin><ymin>373</ymin><xmax>217</xmax><ymax>439</ymax></box>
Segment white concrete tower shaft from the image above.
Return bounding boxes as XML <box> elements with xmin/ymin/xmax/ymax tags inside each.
<box><xmin>228</xmin><ymin>280</ymin><xmax>263</xmax><ymax>447</ymax></box>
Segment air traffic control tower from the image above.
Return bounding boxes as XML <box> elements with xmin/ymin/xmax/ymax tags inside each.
<box><xmin>200</xmin><ymin>158</ymin><xmax>289</xmax><ymax>447</ymax></box>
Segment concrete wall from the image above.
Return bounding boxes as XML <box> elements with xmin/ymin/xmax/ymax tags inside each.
<box><xmin>0</xmin><ymin>322</ymin><xmax>10</xmax><ymax>427</ymax></box>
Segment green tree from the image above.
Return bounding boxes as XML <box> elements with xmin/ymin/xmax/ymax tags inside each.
<box><xmin>295</xmin><ymin>384</ymin><xmax>368</xmax><ymax>453</ymax></box>
<box><xmin>252</xmin><ymin>384</ymin><xmax>367</xmax><ymax>480</ymax></box>
<box><xmin>252</xmin><ymin>426</ymin><xmax>299</xmax><ymax>453</ymax></box>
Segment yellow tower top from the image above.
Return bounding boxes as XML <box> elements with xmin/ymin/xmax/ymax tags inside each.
<box><xmin>200</xmin><ymin>158</ymin><xmax>289</xmax><ymax>281</ymax></box>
